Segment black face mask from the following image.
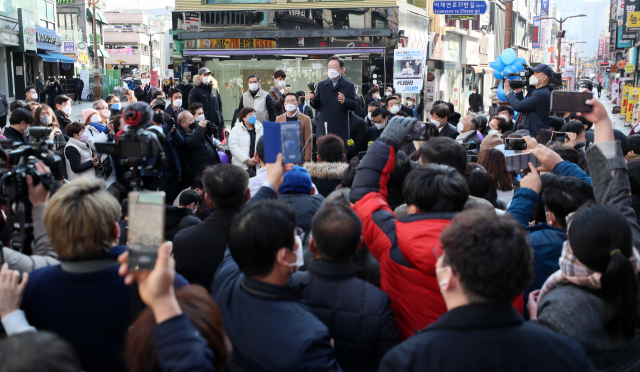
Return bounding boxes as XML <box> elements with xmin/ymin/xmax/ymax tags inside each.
<box><xmin>300</xmin><ymin>98</ymin><xmax>305</xmax><ymax>103</ymax></box>
<box><xmin>153</xmin><ymin>112</ymin><xmax>164</xmax><ymax>124</ymax></box>
<box><xmin>492</xmin><ymin>103</ymin><xmax>497</xmax><ymax>107</ymax></box>
<box><xmin>189</xmin><ymin>122</ymin><xmax>197</xmax><ymax>130</ymax></box>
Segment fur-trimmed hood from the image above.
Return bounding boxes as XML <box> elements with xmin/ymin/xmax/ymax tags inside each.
<box><xmin>193</xmin><ymin>74</ymin><xmax>218</xmax><ymax>89</ymax></box>
<box><xmin>303</xmin><ymin>162</ymin><xmax>348</xmax><ymax>181</ymax></box>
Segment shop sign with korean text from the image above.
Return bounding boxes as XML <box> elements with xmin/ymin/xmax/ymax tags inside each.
<box><xmin>393</xmin><ymin>49</ymin><xmax>426</xmax><ymax>93</ymax></box>
<box><xmin>433</xmin><ymin>1</ymin><xmax>488</xmax><ymax>15</ymax></box>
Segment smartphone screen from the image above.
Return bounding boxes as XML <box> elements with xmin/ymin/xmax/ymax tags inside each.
<box><xmin>280</xmin><ymin>122</ymin><xmax>303</xmax><ymax>163</ymax></box>
<box><xmin>506</xmin><ymin>153</ymin><xmax>541</xmax><ymax>171</ymax></box>
<box><xmin>550</xmin><ymin>91</ymin><xmax>593</xmax><ymax>113</ymax></box>
<box><xmin>467</xmin><ymin>154</ymin><xmax>478</xmax><ymax>162</ymax></box>
<box><xmin>127</xmin><ymin>191</ymin><xmax>165</xmax><ymax>271</ymax></box>
<box><xmin>505</xmin><ymin>138</ymin><xmax>527</xmax><ymax>151</ymax></box>
<box><xmin>551</xmin><ymin>131</ymin><xmax>566</xmax><ymax>143</ymax></box>
<box><xmin>404</xmin><ymin>122</ymin><xmax>429</xmax><ymax>141</ymax></box>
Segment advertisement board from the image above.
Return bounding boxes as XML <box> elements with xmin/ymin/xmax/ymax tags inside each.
<box><xmin>393</xmin><ymin>49</ymin><xmax>425</xmax><ymax>93</ymax></box>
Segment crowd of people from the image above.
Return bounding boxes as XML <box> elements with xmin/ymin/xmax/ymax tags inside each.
<box><xmin>0</xmin><ymin>56</ymin><xmax>639</xmax><ymax>372</ymax></box>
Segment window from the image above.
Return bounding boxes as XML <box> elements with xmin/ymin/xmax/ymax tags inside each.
<box><xmin>39</xmin><ymin>0</ymin><xmax>46</xmax><ymax>18</ymax></box>
<box><xmin>58</xmin><ymin>12</ymin><xmax>78</xmax><ymax>31</ymax></box>
<box><xmin>47</xmin><ymin>2</ymin><xmax>54</xmax><ymax>21</ymax></box>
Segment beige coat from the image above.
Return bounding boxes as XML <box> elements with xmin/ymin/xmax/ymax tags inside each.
<box><xmin>276</xmin><ymin>110</ymin><xmax>312</xmax><ymax>163</ymax></box>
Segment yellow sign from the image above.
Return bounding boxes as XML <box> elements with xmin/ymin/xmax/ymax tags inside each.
<box><xmin>626</xmin><ymin>64</ymin><xmax>636</xmax><ymax>73</ymax></box>
<box><xmin>196</xmin><ymin>38</ymin><xmax>276</xmax><ymax>50</ymax></box>
<box><xmin>628</xmin><ymin>87</ymin><xmax>640</xmax><ymax>123</ymax></box>
<box><xmin>628</xmin><ymin>12</ymin><xmax>640</xmax><ymax>29</ymax></box>
<box><xmin>622</xmin><ymin>85</ymin><xmax>631</xmax><ymax>116</ymax></box>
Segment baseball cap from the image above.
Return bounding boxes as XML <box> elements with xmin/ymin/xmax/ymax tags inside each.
<box><xmin>151</xmin><ymin>98</ymin><xmax>166</xmax><ymax>110</ymax></box>
<box><xmin>407</xmin><ymin>95</ymin><xmax>416</xmax><ymax>101</ymax></box>
<box><xmin>530</xmin><ymin>64</ymin><xmax>554</xmax><ymax>78</ymax></box>
<box><xmin>278</xmin><ymin>165</ymin><xmax>312</xmax><ymax>195</ymax></box>
<box><xmin>198</xmin><ymin>67</ymin><xmax>212</xmax><ymax>76</ymax></box>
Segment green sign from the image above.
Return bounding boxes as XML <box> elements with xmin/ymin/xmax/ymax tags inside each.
<box><xmin>17</xmin><ymin>9</ymin><xmax>37</xmax><ymax>53</ymax></box>
<box><xmin>449</xmin><ymin>15</ymin><xmax>477</xmax><ymax>20</ymax></box>
<box><xmin>57</xmin><ymin>0</ymin><xmax>74</xmax><ymax>3</ymax></box>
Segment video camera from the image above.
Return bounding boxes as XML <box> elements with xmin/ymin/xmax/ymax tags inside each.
<box><xmin>506</xmin><ymin>65</ymin><xmax>563</xmax><ymax>91</ymax></box>
<box><xmin>464</xmin><ymin>142</ymin><xmax>479</xmax><ymax>162</ymax></box>
<box><xmin>94</xmin><ymin>103</ymin><xmax>166</xmax><ymax>190</ymax></box>
<box><xmin>0</xmin><ymin>127</ymin><xmax>65</xmax><ymax>253</ymax></box>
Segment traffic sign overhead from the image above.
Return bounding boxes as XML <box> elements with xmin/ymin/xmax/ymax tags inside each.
<box><xmin>433</xmin><ymin>1</ymin><xmax>488</xmax><ymax>15</ymax></box>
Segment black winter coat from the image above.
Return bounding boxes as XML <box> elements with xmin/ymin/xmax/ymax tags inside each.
<box><xmin>55</xmin><ymin>110</ymin><xmax>71</xmax><ymax>136</ymax></box>
<box><xmin>277</xmin><ymin>193</ymin><xmax>324</xmax><ymax>235</ymax></box>
<box><xmin>134</xmin><ymin>84</ymin><xmax>159</xmax><ymax>104</ymax></box>
<box><xmin>164</xmin><ymin>206</ymin><xmax>194</xmax><ymax>242</ymax></box>
<box><xmin>310</xmin><ymin>75</ymin><xmax>358</xmax><ymax>147</ymax></box>
<box><xmin>380</xmin><ymin>303</ymin><xmax>596</xmax><ymax>372</ymax></box>
<box><xmin>469</xmin><ymin>92</ymin><xmax>483</xmax><ymax>112</ymax></box>
<box><xmin>440</xmin><ymin>123</ymin><xmax>460</xmax><ymax>139</ymax></box>
<box><xmin>292</xmin><ymin>259</ymin><xmax>399</xmax><ymax>372</ymax></box>
<box><xmin>177</xmin><ymin>125</ymin><xmax>221</xmax><ymax>180</ymax></box>
<box><xmin>188</xmin><ymin>76</ymin><xmax>224</xmax><ymax>138</ymax></box>
<box><xmin>347</xmin><ymin>112</ymin><xmax>369</xmax><ymax>161</ymax></box>
<box><xmin>173</xmin><ymin>208</ymin><xmax>240</xmax><ymax>289</ymax></box>
<box><xmin>74</xmin><ymin>78</ymin><xmax>84</xmax><ymax>92</ymax></box>
<box><xmin>3</xmin><ymin>126</ymin><xmax>27</xmax><ymax>144</ymax></box>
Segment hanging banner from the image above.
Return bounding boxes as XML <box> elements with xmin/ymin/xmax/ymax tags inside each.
<box><xmin>532</xmin><ymin>19</ymin><xmax>541</xmax><ymax>49</ymax></box>
<box><xmin>541</xmin><ymin>0</ymin><xmax>549</xmax><ymax>16</ymax></box>
<box><xmin>80</xmin><ymin>70</ymin><xmax>90</xmax><ymax>100</ymax></box>
<box><xmin>627</xmin><ymin>87</ymin><xmax>639</xmax><ymax>123</ymax></box>
<box><xmin>424</xmin><ymin>70</ymin><xmax>437</xmax><ymax>112</ymax></box>
<box><xmin>393</xmin><ymin>48</ymin><xmax>426</xmax><ymax>93</ymax></box>
<box><xmin>150</xmin><ymin>70</ymin><xmax>158</xmax><ymax>87</ymax></box>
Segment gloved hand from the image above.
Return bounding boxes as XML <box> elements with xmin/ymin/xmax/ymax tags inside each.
<box><xmin>380</xmin><ymin>116</ymin><xmax>417</xmax><ymax>145</ymax></box>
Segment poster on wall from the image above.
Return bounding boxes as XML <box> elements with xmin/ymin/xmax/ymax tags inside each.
<box><xmin>80</xmin><ymin>70</ymin><xmax>90</xmax><ymax>100</ymax></box>
<box><xmin>424</xmin><ymin>70</ymin><xmax>437</xmax><ymax>114</ymax></box>
<box><xmin>611</xmin><ymin>79</ymin><xmax>620</xmax><ymax>104</ymax></box>
<box><xmin>393</xmin><ymin>49</ymin><xmax>426</xmax><ymax>93</ymax></box>
<box><xmin>627</xmin><ymin>87</ymin><xmax>639</xmax><ymax>123</ymax></box>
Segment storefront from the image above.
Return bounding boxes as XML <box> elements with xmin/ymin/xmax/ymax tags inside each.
<box><xmin>0</xmin><ymin>16</ymin><xmax>20</xmax><ymax>96</ymax></box>
<box><xmin>461</xmin><ymin>29</ymin><xmax>481</xmax><ymax>114</ymax></box>
<box><xmin>173</xmin><ymin>7</ymin><xmax>429</xmax><ymax>126</ymax></box>
<box><xmin>10</xmin><ymin>8</ymin><xmax>37</xmax><ymax>99</ymax></box>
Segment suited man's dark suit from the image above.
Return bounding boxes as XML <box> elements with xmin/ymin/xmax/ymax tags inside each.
<box><xmin>439</xmin><ymin>123</ymin><xmax>460</xmax><ymax>140</ymax></box>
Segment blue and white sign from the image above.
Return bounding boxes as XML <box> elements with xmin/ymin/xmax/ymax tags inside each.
<box><xmin>63</xmin><ymin>41</ymin><xmax>75</xmax><ymax>54</ymax></box>
<box><xmin>541</xmin><ymin>0</ymin><xmax>549</xmax><ymax>17</ymax></box>
<box><xmin>433</xmin><ymin>1</ymin><xmax>488</xmax><ymax>15</ymax></box>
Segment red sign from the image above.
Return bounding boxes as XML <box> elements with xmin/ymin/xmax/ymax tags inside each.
<box><xmin>618</xmin><ymin>60</ymin><xmax>627</xmax><ymax>69</ymax></box>
<box><xmin>598</xmin><ymin>38</ymin><xmax>604</xmax><ymax>58</ymax></box>
<box><xmin>150</xmin><ymin>70</ymin><xmax>158</xmax><ymax>87</ymax></box>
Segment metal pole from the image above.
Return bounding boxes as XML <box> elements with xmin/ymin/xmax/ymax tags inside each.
<box><xmin>88</xmin><ymin>0</ymin><xmax>102</xmax><ymax>99</ymax></box>
<box><xmin>557</xmin><ymin>20</ymin><xmax>562</xmax><ymax>71</ymax></box>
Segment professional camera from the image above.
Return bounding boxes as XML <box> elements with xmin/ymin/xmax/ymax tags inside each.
<box><xmin>464</xmin><ymin>141</ymin><xmax>479</xmax><ymax>162</ymax></box>
<box><xmin>94</xmin><ymin>103</ymin><xmax>166</xmax><ymax>190</ymax></box>
<box><xmin>507</xmin><ymin>65</ymin><xmax>563</xmax><ymax>91</ymax></box>
<box><xmin>0</xmin><ymin>127</ymin><xmax>65</xmax><ymax>253</ymax></box>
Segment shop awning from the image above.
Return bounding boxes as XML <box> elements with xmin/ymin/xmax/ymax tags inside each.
<box><xmin>183</xmin><ymin>47</ymin><xmax>385</xmax><ymax>57</ymax></box>
<box><xmin>86</xmin><ymin>8</ymin><xmax>109</xmax><ymax>24</ymax></box>
<box><xmin>44</xmin><ymin>53</ymin><xmax>76</xmax><ymax>63</ymax></box>
<box><xmin>34</xmin><ymin>53</ymin><xmax>61</xmax><ymax>62</ymax></box>
<box><xmin>471</xmin><ymin>65</ymin><xmax>494</xmax><ymax>73</ymax></box>
<box><xmin>89</xmin><ymin>46</ymin><xmax>109</xmax><ymax>58</ymax></box>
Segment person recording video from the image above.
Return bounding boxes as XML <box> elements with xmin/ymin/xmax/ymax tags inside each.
<box><xmin>503</xmin><ymin>63</ymin><xmax>553</xmax><ymax>137</ymax></box>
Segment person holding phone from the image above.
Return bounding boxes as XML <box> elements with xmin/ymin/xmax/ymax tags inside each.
<box><xmin>503</xmin><ymin>64</ymin><xmax>553</xmax><ymax>137</ymax></box>
<box><xmin>134</xmin><ymin>72</ymin><xmax>159</xmax><ymax>104</ymax></box>
<box><xmin>308</xmin><ymin>55</ymin><xmax>358</xmax><ymax>148</ymax></box>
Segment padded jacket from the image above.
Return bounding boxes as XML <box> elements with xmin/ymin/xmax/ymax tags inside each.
<box><xmin>506</xmin><ymin>87</ymin><xmax>551</xmax><ymax>138</ymax></box>
<box><xmin>291</xmin><ymin>258</ymin><xmax>399</xmax><ymax>372</ymax></box>
<box><xmin>188</xmin><ymin>76</ymin><xmax>224</xmax><ymax>138</ymax></box>
<box><xmin>177</xmin><ymin>125</ymin><xmax>221</xmax><ymax>179</ymax></box>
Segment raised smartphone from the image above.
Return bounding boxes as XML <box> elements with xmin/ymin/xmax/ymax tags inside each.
<box><xmin>404</xmin><ymin>122</ymin><xmax>429</xmax><ymax>141</ymax></box>
<box><xmin>551</xmin><ymin>131</ymin><xmax>566</xmax><ymax>143</ymax></box>
<box><xmin>127</xmin><ymin>191</ymin><xmax>165</xmax><ymax>271</ymax></box>
<box><xmin>505</xmin><ymin>138</ymin><xmax>527</xmax><ymax>151</ymax></box>
<box><xmin>550</xmin><ymin>91</ymin><xmax>593</xmax><ymax>113</ymax></box>
<box><xmin>506</xmin><ymin>153</ymin><xmax>541</xmax><ymax>171</ymax></box>
<box><xmin>280</xmin><ymin>122</ymin><xmax>303</xmax><ymax>164</ymax></box>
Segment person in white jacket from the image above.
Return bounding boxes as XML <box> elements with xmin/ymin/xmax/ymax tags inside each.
<box><xmin>82</xmin><ymin>108</ymin><xmax>117</xmax><ymax>187</ymax></box>
<box><xmin>229</xmin><ymin>107</ymin><xmax>263</xmax><ymax>170</ymax></box>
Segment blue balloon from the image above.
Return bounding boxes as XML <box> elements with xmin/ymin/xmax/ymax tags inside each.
<box><xmin>504</xmin><ymin>65</ymin><xmax>519</xmax><ymax>80</ymax></box>
<box><xmin>501</xmin><ymin>49</ymin><xmax>517</xmax><ymax>65</ymax></box>
<box><xmin>493</xmin><ymin>70</ymin><xmax>503</xmax><ymax>80</ymax></box>
<box><xmin>512</xmin><ymin>57</ymin><xmax>527</xmax><ymax>69</ymax></box>
<box><xmin>489</xmin><ymin>56</ymin><xmax>506</xmax><ymax>71</ymax></box>
<box><xmin>497</xmin><ymin>82</ymin><xmax>507</xmax><ymax>101</ymax></box>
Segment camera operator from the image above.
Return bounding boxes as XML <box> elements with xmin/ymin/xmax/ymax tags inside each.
<box><xmin>504</xmin><ymin>63</ymin><xmax>553</xmax><ymax>138</ymax></box>
<box><xmin>1</xmin><ymin>161</ymin><xmax>58</xmax><ymax>274</ymax></box>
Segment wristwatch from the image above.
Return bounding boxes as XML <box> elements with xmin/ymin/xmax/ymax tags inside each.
<box><xmin>261</xmin><ymin>181</ymin><xmax>276</xmax><ymax>191</ymax></box>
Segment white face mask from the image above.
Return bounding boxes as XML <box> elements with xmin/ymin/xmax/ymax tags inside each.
<box><xmin>457</xmin><ymin>122</ymin><xmax>465</xmax><ymax>132</ymax></box>
<box><xmin>385</xmin><ymin>92</ymin><xmax>391</xmax><ymax>96</ymax></box>
<box><xmin>277</xmin><ymin>80</ymin><xmax>286</xmax><ymax>88</ymax></box>
<box><xmin>529</xmin><ymin>75</ymin><xmax>539</xmax><ymax>86</ymax></box>
<box><xmin>102</xmin><ymin>109</ymin><xmax>110</xmax><ymax>118</ymax></box>
<box><xmin>202</xmin><ymin>76</ymin><xmax>211</xmax><ymax>84</ymax></box>
<box><xmin>389</xmin><ymin>105</ymin><xmax>400</xmax><ymax>114</ymax></box>
<box><xmin>141</xmin><ymin>78</ymin><xmax>150</xmax><ymax>85</ymax></box>
<box><xmin>278</xmin><ymin>236</ymin><xmax>304</xmax><ymax>270</ymax></box>
<box><xmin>31</xmin><ymin>93</ymin><xmax>38</xmax><ymax>100</ymax></box>
<box><xmin>367</xmin><ymin>112</ymin><xmax>373</xmax><ymax>121</ymax></box>
<box><xmin>328</xmin><ymin>68</ymin><xmax>340</xmax><ymax>79</ymax></box>
<box><xmin>374</xmin><ymin>93</ymin><xmax>381</xmax><ymax>99</ymax></box>
<box><xmin>62</xmin><ymin>106</ymin><xmax>72</xmax><ymax>115</ymax></box>
<box><xmin>285</xmin><ymin>104</ymin><xmax>297</xmax><ymax>112</ymax></box>
<box><xmin>24</xmin><ymin>125</ymin><xmax>29</xmax><ymax>137</ymax></box>
<box><xmin>173</xmin><ymin>99</ymin><xmax>182</xmax><ymax>108</ymax></box>
<box><xmin>374</xmin><ymin>121</ymin><xmax>387</xmax><ymax>130</ymax></box>
<box><xmin>407</xmin><ymin>100</ymin><xmax>414</xmax><ymax>107</ymax></box>
<box><xmin>249</xmin><ymin>83</ymin><xmax>259</xmax><ymax>91</ymax></box>
<box><xmin>195</xmin><ymin>114</ymin><xmax>205</xmax><ymax>122</ymax></box>
<box><xmin>90</xmin><ymin>115</ymin><xmax>101</xmax><ymax>123</ymax></box>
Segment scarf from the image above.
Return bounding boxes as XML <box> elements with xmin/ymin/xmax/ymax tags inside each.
<box><xmin>90</xmin><ymin>122</ymin><xmax>108</xmax><ymax>134</ymax></box>
<box><xmin>539</xmin><ymin>240</ymin><xmax>640</xmax><ymax>301</ymax></box>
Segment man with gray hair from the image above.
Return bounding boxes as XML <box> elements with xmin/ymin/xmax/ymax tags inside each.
<box><xmin>455</xmin><ymin>112</ymin><xmax>482</xmax><ymax>144</ymax></box>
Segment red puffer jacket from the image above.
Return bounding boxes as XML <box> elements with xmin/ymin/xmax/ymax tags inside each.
<box><xmin>350</xmin><ymin>139</ymin><xmax>524</xmax><ymax>340</ymax></box>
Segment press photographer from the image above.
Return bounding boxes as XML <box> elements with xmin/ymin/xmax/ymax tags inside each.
<box><xmin>504</xmin><ymin>63</ymin><xmax>554</xmax><ymax>137</ymax></box>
